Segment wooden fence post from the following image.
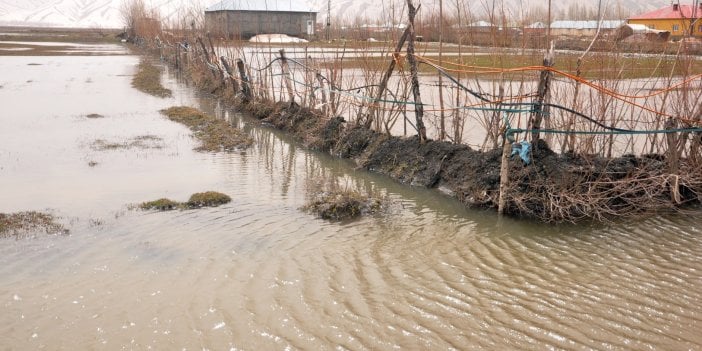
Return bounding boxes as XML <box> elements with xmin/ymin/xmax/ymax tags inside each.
<box><xmin>197</xmin><ymin>36</ymin><xmax>218</xmax><ymax>79</ymax></box>
<box><xmin>530</xmin><ymin>42</ymin><xmax>555</xmax><ymax>148</ymax></box>
<box><xmin>364</xmin><ymin>26</ymin><xmax>411</xmax><ymax>129</ymax></box>
<box><xmin>498</xmin><ymin>127</ymin><xmax>512</xmax><ymax>215</ymax></box>
<box><xmin>175</xmin><ymin>43</ymin><xmax>180</xmax><ymax>70</ymax></box>
<box><xmin>278</xmin><ymin>49</ymin><xmax>296</xmax><ymax>105</ymax></box>
<box><xmin>406</xmin><ymin>0</ymin><xmax>427</xmax><ymax>143</ymax></box>
<box><xmin>220</xmin><ymin>56</ymin><xmax>239</xmax><ymax>93</ymax></box>
<box><xmin>497</xmin><ymin>75</ymin><xmax>510</xmax><ymax>215</ymax></box>
<box><xmin>665</xmin><ymin>118</ymin><xmax>679</xmax><ymax>174</ymax></box>
<box><xmin>316</xmin><ymin>70</ymin><xmax>328</xmax><ymax>116</ymax></box>
<box><xmin>206</xmin><ymin>32</ymin><xmax>217</xmax><ymax>59</ymax></box>
<box><xmin>236</xmin><ymin>58</ymin><xmax>252</xmax><ymax>103</ymax></box>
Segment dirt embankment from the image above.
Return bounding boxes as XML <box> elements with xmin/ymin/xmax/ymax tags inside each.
<box><xmin>236</xmin><ymin>100</ymin><xmax>701</xmax><ymax>222</ymax></box>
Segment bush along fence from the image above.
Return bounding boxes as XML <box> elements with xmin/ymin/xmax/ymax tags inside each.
<box><xmin>128</xmin><ymin>8</ymin><xmax>702</xmax><ymax>223</ymax></box>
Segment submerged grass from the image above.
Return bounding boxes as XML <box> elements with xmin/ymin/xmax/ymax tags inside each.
<box><xmin>0</xmin><ymin>211</ymin><xmax>68</xmax><ymax>238</ymax></box>
<box><xmin>139</xmin><ymin>191</ymin><xmax>231</xmax><ymax>211</ymax></box>
<box><xmin>160</xmin><ymin>106</ymin><xmax>253</xmax><ymax>151</ymax></box>
<box><xmin>132</xmin><ymin>59</ymin><xmax>172</xmax><ymax>98</ymax></box>
<box><xmin>91</xmin><ymin>135</ymin><xmax>163</xmax><ymax>151</ymax></box>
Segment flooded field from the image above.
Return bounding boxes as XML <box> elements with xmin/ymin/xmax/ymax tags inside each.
<box><xmin>1</xmin><ymin>41</ymin><xmax>702</xmax><ymax>350</ymax></box>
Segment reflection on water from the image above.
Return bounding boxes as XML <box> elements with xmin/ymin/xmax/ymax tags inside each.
<box><xmin>1</xmin><ymin>52</ymin><xmax>701</xmax><ymax>350</ymax></box>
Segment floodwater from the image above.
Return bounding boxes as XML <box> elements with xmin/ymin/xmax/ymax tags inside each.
<box><xmin>1</xmin><ymin>43</ymin><xmax>702</xmax><ymax>350</ymax></box>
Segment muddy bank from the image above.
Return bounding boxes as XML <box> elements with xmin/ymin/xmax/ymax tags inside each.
<box><xmin>303</xmin><ymin>188</ymin><xmax>384</xmax><ymax>221</ymax></box>
<box><xmin>235</xmin><ymin>100</ymin><xmax>701</xmax><ymax>222</ymax></box>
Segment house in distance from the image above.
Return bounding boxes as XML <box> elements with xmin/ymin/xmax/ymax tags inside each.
<box><xmin>205</xmin><ymin>0</ymin><xmax>317</xmax><ymax>39</ymax></box>
<box><xmin>628</xmin><ymin>2</ymin><xmax>702</xmax><ymax>39</ymax></box>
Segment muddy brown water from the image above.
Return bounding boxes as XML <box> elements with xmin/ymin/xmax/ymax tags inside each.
<box><xmin>1</xmin><ymin>43</ymin><xmax>701</xmax><ymax>350</ymax></box>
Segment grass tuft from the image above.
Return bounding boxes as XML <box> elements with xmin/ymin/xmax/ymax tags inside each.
<box><xmin>186</xmin><ymin>191</ymin><xmax>231</xmax><ymax>208</ymax></box>
<box><xmin>138</xmin><ymin>191</ymin><xmax>231</xmax><ymax>211</ymax></box>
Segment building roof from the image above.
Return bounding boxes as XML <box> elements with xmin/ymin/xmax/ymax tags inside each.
<box><xmin>468</xmin><ymin>20</ymin><xmax>495</xmax><ymax>27</ymax></box>
<box><xmin>205</xmin><ymin>0</ymin><xmax>315</xmax><ymax>13</ymax></box>
<box><xmin>526</xmin><ymin>22</ymin><xmax>546</xmax><ymax>29</ymax></box>
<box><xmin>629</xmin><ymin>4</ymin><xmax>702</xmax><ymax>20</ymax></box>
<box><xmin>550</xmin><ymin>20</ymin><xmax>623</xmax><ymax>30</ymax></box>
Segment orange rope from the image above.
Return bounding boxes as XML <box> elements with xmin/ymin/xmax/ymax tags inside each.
<box><xmin>416</xmin><ymin>54</ymin><xmax>702</xmax><ymax>100</ymax></box>
<box><xmin>415</xmin><ymin>55</ymin><xmax>702</xmax><ymax>125</ymax></box>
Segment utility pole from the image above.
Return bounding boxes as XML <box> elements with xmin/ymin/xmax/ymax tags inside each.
<box><xmin>439</xmin><ymin>0</ymin><xmax>445</xmax><ymax>140</ymax></box>
<box><xmin>326</xmin><ymin>0</ymin><xmax>331</xmax><ymax>41</ymax></box>
<box><xmin>547</xmin><ymin>0</ymin><xmax>551</xmax><ymax>47</ymax></box>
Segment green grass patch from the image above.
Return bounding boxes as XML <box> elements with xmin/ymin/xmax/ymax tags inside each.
<box><xmin>140</xmin><ymin>198</ymin><xmax>180</xmax><ymax>211</ymax></box>
<box><xmin>0</xmin><ymin>211</ymin><xmax>68</xmax><ymax>238</ymax></box>
<box><xmin>186</xmin><ymin>191</ymin><xmax>232</xmax><ymax>208</ymax></box>
<box><xmin>138</xmin><ymin>191</ymin><xmax>231</xmax><ymax>211</ymax></box>
<box><xmin>132</xmin><ymin>59</ymin><xmax>172</xmax><ymax>98</ymax></box>
<box><xmin>160</xmin><ymin>106</ymin><xmax>253</xmax><ymax>152</ymax></box>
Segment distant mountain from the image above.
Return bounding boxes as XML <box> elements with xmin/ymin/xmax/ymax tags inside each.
<box><xmin>0</xmin><ymin>0</ymin><xmax>673</xmax><ymax>28</ymax></box>
<box><xmin>0</xmin><ymin>0</ymin><xmax>207</xmax><ymax>28</ymax></box>
<box><xmin>309</xmin><ymin>0</ymin><xmax>672</xmax><ymax>25</ymax></box>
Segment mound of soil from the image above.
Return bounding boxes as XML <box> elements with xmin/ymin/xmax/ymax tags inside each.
<box><xmin>303</xmin><ymin>189</ymin><xmax>383</xmax><ymax>221</ymax></box>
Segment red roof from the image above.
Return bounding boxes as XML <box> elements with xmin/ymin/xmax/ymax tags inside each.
<box><xmin>629</xmin><ymin>4</ymin><xmax>702</xmax><ymax>20</ymax></box>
